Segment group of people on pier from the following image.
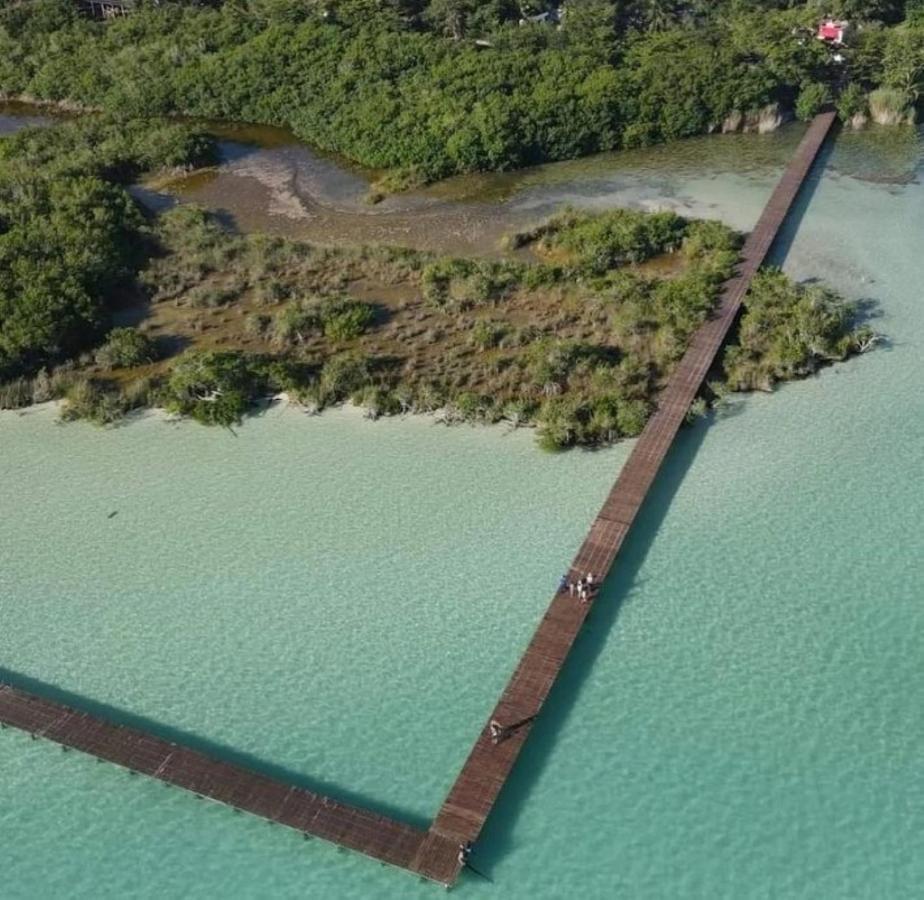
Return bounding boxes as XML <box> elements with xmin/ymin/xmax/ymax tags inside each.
<box><xmin>558</xmin><ymin>571</ymin><xmax>598</xmax><ymax>603</ymax></box>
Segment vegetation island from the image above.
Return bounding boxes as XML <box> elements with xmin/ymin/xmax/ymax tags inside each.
<box><xmin>0</xmin><ymin>115</ymin><xmax>876</xmax><ymax>448</ymax></box>
<box><xmin>3</xmin><ymin>1</ymin><xmax>910</xmax><ymax>445</ymax></box>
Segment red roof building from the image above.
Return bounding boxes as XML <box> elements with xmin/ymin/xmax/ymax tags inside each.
<box><xmin>817</xmin><ymin>19</ymin><xmax>849</xmax><ymax>45</ymax></box>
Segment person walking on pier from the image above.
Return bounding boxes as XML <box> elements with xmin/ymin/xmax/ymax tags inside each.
<box><xmin>489</xmin><ymin>719</ymin><xmax>506</xmax><ymax>744</ymax></box>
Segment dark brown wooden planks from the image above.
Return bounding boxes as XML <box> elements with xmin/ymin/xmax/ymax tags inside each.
<box><xmin>0</xmin><ymin>684</ymin><xmax>440</xmax><ymax>880</ymax></box>
<box><xmin>424</xmin><ymin>112</ymin><xmax>837</xmax><ymax>856</ymax></box>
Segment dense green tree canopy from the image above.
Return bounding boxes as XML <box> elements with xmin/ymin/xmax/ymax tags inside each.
<box><xmin>1</xmin><ymin>0</ymin><xmax>920</xmax><ymax>180</ymax></box>
<box><xmin>0</xmin><ymin>117</ymin><xmax>214</xmax><ymax>379</ymax></box>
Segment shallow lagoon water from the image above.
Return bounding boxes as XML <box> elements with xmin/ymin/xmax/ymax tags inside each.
<box><xmin>0</xmin><ymin>406</ymin><xmax>626</xmax><ymax>824</ymax></box>
<box><xmin>2</xmin><ymin>123</ymin><xmax>923</xmax><ymax>898</ymax></box>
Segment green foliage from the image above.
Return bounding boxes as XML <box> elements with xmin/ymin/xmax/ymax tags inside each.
<box><xmin>681</xmin><ymin>218</ymin><xmax>742</xmax><ymax>259</ymax></box>
<box><xmin>0</xmin><ymin>364</ymin><xmax>76</xmax><ymax>409</ymax></box>
<box><xmin>319</xmin><ymin>352</ymin><xmax>374</xmax><ymax>402</ymax></box>
<box><xmin>273</xmin><ymin>296</ymin><xmax>375</xmax><ymax>345</ymax></box>
<box><xmin>0</xmin><ymin>171</ymin><xmax>143</xmax><ymax>378</ymax></box>
<box><xmin>422</xmin><ymin>259</ymin><xmax>475</xmax><ymax>306</ymax></box>
<box><xmin>94</xmin><ymin>327</ymin><xmax>156</xmax><ymax>370</ymax></box>
<box><xmin>881</xmin><ymin>24</ymin><xmax>924</xmax><ymax>100</ymax></box>
<box><xmin>722</xmin><ymin>269</ymin><xmax>873</xmax><ymax>391</ymax></box>
<box><xmin>420</xmin><ymin>257</ymin><xmax>520</xmax><ymax>310</ymax></box>
<box><xmin>527</xmin><ymin>208</ymin><xmax>688</xmax><ymax>273</ymax></box>
<box><xmin>0</xmin><ymin>375</ymin><xmax>36</xmax><ymax>409</ymax></box>
<box><xmin>836</xmin><ymin>82</ymin><xmax>868</xmax><ymax>120</ymax></box>
<box><xmin>470</xmin><ymin>319</ymin><xmax>508</xmax><ymax>350</ymax></box>
<box><xmin>796</xmin><ymin>81</ymin><xmax>832</xmax><ymax>121</ymax></box>
<box><xmin>0</xmin><ymin>116</ymin><xmax>216</xmax><ymax>182</ymax></box>
<box><xmin>131</xmin><ymin>203</ymin><xmax>868</xmax><ymax>449</ymax></box>
<box><xmin>272</xmin><ymin>300</ymin><xmax>320</xmax><ymax>347</ymax></box>
<box><xmin>320</xmin><ymin>298</ymin><xmax>376</xmax><ymax>341</ymax></box>
<box><xmin>0</xmin><ymin>117</ymin><xmax>216</xmax><ymax>380</ymax></box>
<box><xmin>3</xmin><ymin>1</ymin><xmax>914</xmax><ymax>182</ymax></box>
<box><xmin>59</xmin><ymin>377</ymin><xmax>139</xmax><ymax>426</ymax></box>
<box><xmin>868</xmin><ymin>86</ymin><xmax>914</xmax><ymax>122</ymax></box>
<box><xmin>536</xmin><ymin>396</ymin><xmax>584</xmax><ymax>452</ymax></box>
<box><xmin>534</xmin><ymin>392</ymin><xmax>650</xmax><ymax>451</ymax></box>
<box><xmin>163</xmin><ymin>350</ymin><xmax>268</xmax><ymax>426</ymax></box>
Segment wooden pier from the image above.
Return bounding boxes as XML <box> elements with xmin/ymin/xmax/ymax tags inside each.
<box><xmin>424</xmin><ymin>111</ymin><xmax>838</xmax><ymax>862</ymax></box>
<box><xmin>0</xmin><ymin>684</ymin><xmax>460</xmax><ymax>884</ymax></box>
<box><xmin>0</xmin><ymin>113</ymin><xmax>836</xmax><ymax>888</ymax></box>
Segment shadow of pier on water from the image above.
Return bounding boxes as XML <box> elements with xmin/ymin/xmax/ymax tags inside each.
<box><xmin>0</xmin><ymin>666</ymin><xmax>430</xmax><ymax>831</ymax></box>
<box><xmin>467</xmin><ymin>417</ymin><xmax>711</xmax><ymax>882</ymax></box>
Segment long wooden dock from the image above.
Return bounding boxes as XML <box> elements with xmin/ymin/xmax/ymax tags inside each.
<box><xmin>415</xmin><ymin>110</ymin><xmax>838</xmax><ymax>869</ymax></box>
<box><xmin>0</xmin><ymin>683</ymin><xmax>460</xmax><ymax>884</ymax></box>
<box><xmin>0</xmin><ymin>113</ymin><xmax>835</xmax><ymax>888</ymax></box>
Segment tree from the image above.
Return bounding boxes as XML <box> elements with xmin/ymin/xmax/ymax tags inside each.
<box><xmin>796</xmin><ymin>80</ymin><xmax>831</xmax><ymax>119</ymax></box>
<box><xmin>426</xmin><ymin>0</ymin><xmax>476</xmax><ymax>39</ymax></box>
<box><xmin>637</xmin><ymin>0</ymin><xmax>683</xmax><ymax>33</ymax></box>
<box><xmin>562</xmin><ymin>0</ymin><xmax>619</xmax><ymax>61</ymax></box>
<box><xmin>836</xmin><ymin>81</ymin><xmax>867</xmax><ymax>119</ymax></box>
<box><xmin>164</xmin><ymin>350</ymin><xmax>267</xmax><ymax>426</ymax></box>
<box><xmin>95</xmin><ymin>328</ymin><xmax>156</xmax><ymax>369</ymax></box>
<box><xmin>882</xmin><ymin>25</ymin><xmax>924</xmax><ymax>99</ymax></box>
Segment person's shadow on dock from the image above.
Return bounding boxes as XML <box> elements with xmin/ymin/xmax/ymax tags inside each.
<box><xmin>467</xmin><ymin>416</ymin><xmax>712</xmax><ymax>883</ymax></box>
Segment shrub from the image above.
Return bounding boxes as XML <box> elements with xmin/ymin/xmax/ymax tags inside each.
<box><xmin>186</xmin><ymin>280</ymin><xmax>246</xmax><ymax>308</ymax></box>
<box><xmin>470</xmin><ymin>320</ymin><xmax>508</xmax><ymax>351</ymax></box>
<box><xmin>352</xmin><ymin>385</ymin><xmax>401</xmax><ymax>419</ymax></box>
<box><xmin>421</xmin><ymin>259</ymin><xmax>475</xmax><ymax>307</ymax></box>
<box><xmin>616</xmin><ymin>397</ymin><xmax>650</xmax><ymax>437</ymax></box>
<box><xmin>837</xmin><ymin>83</ymin><xmax>868</xmax><ymax>122</ymax></box>
<box><xmin>463</xmin><ymin>264</ymin><xmax>519</xmax><ymax>305</ymax></box>
<box><xmin>244</xmin><ymin>313</ymin><xmax>272</xmax><ymax>338</ymax></box>
<box><xmin>163</xmin><ymin>350</ymin><xmax>266</xmax><ymax>426</ymax></box>
<box><xmin>272</xmin><ymin>297</ymin><xmax>375</xmax><ymax>345</ymax></box>
<box><xmin>526</xmin><ymin>209</ymin><xmax>689</xmax><ymax>274</ymax></box>
<box><xmin>868</xmin><ymin>88</ymin><xmax>914</xmax><ymax>124</ymax></box>
<box><xmin>682</xmin><ymin>220</ymin><xmax>740</xmax><ymax>258</ymax></box>
<box><xmin>0</xmin><ymin>377</ymin><xmax>35</xmax><ymax>409</ymax></box>
<box><xmin>94</xmin><ymin>328</ymin><xmax>156</xmax><ymax>370</ymax></box>
<box><xmin>59</xmin><ymin>378</ymin><xmax>135</xmax><ymax>426</ymax></box>
<box><xmin>272</xmin><ymin>301</ymin><xmax>321</xmax><ymax>347</ymax></box>
<box><xmin>536</xmin><ymin>397</ymin><xmax>584</xmax><ymax>451</ymax></box>
<box><xmin>0</xmin><ymin>171</ymin><xmax>143</xmax><ymax>379</ymax></box>
<box><xmin>722</xmin><ymin>269</ymin><xmax>870</xmax><ymax>391</ymax></box>
<box><xmin>320</xmin><ymin>299</ymin><xmax>375</xmax><ymax>341</ymax></box>
<box><xmin>796</xmin><ymin>82</ymin><xmax>832</xmax><ymax>121</ymax></box>
<box><xmin>319</xmin><ymin>353</ymin><xmax>373</xmax><ymax>403</ymax></box>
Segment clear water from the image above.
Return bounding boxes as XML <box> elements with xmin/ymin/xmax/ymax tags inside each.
<box><xmin>1</xmin><ymin>125</ymin><xmax>923</xmax><ymax>898</ymax></box>
<box><xmin>0</xmin><ymin>407</ymin><xmax>626</xmax><ymax>822</ymax></box>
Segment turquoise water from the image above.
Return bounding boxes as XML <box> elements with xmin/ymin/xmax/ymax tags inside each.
<box><xmin>2</xmin><ymin>127</ymin><xmax>923</xmax><ymax>898</ymax></box>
